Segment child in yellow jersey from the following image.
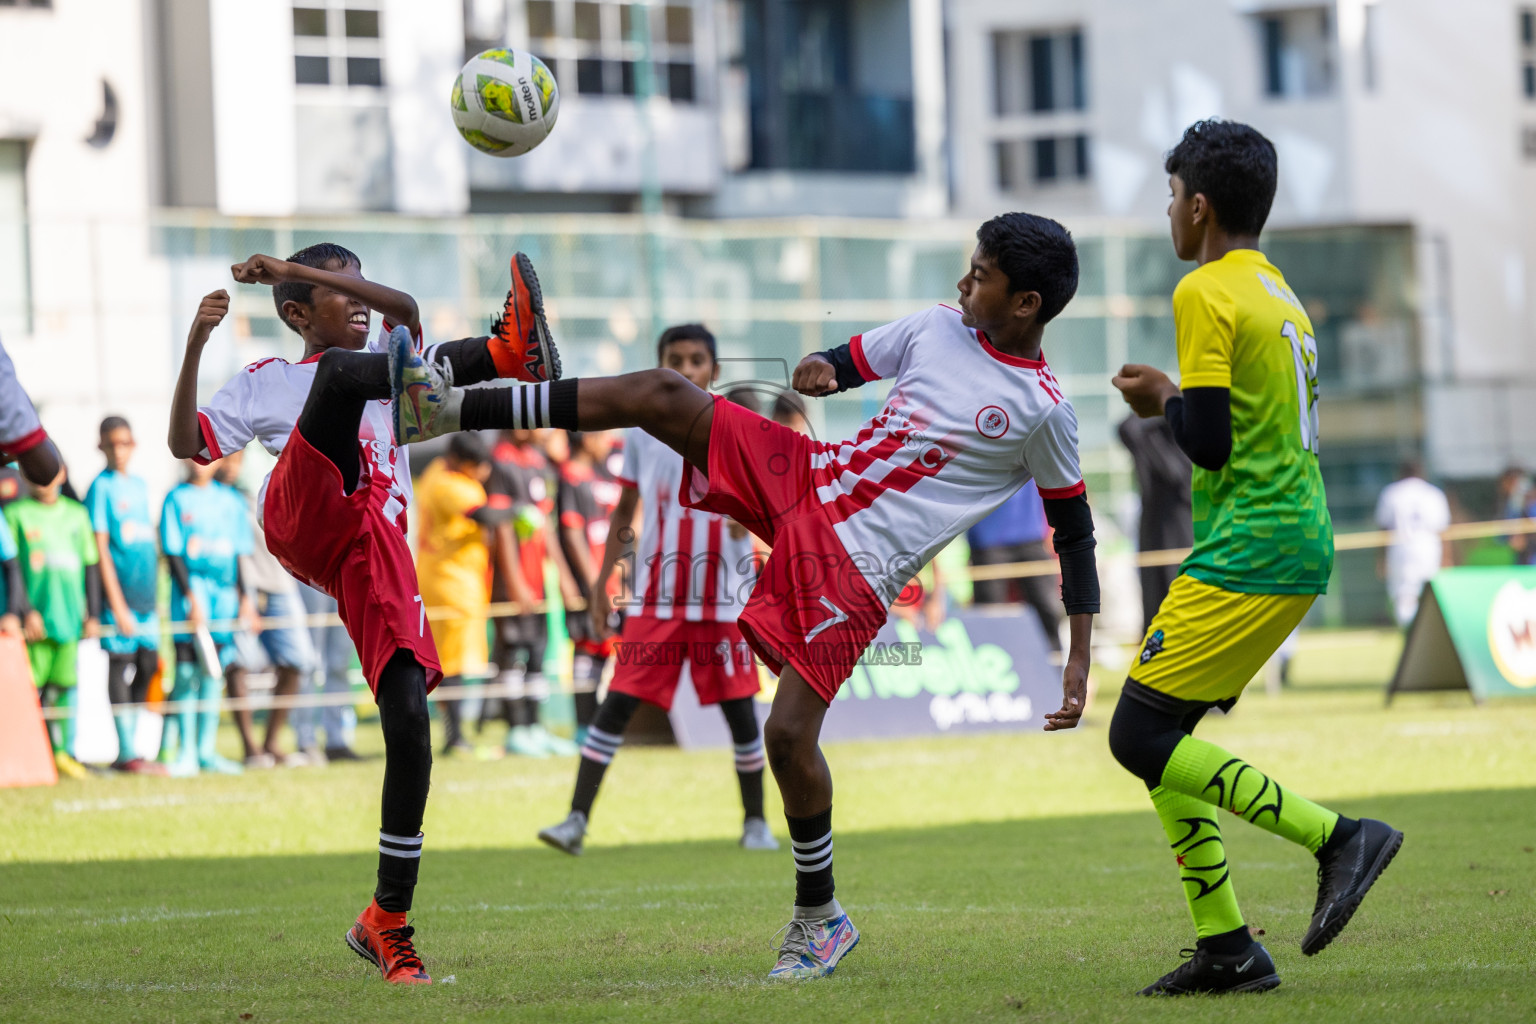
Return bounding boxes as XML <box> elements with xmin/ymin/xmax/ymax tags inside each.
<box><xmin>1110</xmin><ymin>120</ymin><xmax>1402</xmax><ymax>996</ymax></box>
<box><xmin>414</xmin><ymin>434</ymin><xmax>510</xmax><ymax>754</ymax></box>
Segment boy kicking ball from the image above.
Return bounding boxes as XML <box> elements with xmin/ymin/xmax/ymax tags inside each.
<box><xmin>389</xmin><ymin>212</ymin><xmax>1100</xmax><ymax>980</ymax></box>
<box><xmin>1110</xmin><ymin>120</ymin><xmax>1402</xmax><ymax>995</ymax></box>
<box><xmin>168</xmin><ymin>244</ymin><xmax>559</xmax><ymax>984</ymax></box>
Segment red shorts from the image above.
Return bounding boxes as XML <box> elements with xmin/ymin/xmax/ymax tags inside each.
<box><xmin>262</xmin><ymin>428</ymin><xmax>441</xmax><ymax>694</ymax></box>
<box><xmin>681</xmin><ymin>396</ymin><xmax>888</xmax><ymax>705</ymax></box>
<box><xmin>609</xmin><ymin>616</ymin><xmax>759</xmax><ymax>712</ymax></box>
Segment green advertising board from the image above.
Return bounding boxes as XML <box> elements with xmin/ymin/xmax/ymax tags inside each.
<box><xmin>1388</xmin><ymin>567</ymin><xmax>1536</xmax><ymax>702</ymax></box>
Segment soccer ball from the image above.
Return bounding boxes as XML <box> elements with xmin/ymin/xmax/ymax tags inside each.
<box><xmin>451</xmin><ymin>48</ymin><xmax>559</xmax><ymax>157</ymax></box>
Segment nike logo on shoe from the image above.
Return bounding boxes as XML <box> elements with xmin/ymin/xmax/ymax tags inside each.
<box><xmin>1236</xmin><ymin>956</ymin><xmax>1256</xmax><ymax>973</ymax></box>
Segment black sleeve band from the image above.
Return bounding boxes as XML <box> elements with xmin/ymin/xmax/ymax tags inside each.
<box><xmin>166</xmin><ymin>554</ymin><xmax>192</xmax><ymax>596</ymax></box>
<box><xmin>468</xmin><ymin>504</ymin><xmax>514</xmax><ymax>527</ymax></box>
<box><xmin>1164</xmin><ymin>387</ymin><xmax>1232</xmax><ymax>472</ymax></box>
<box><xmin>85</xmin><ymin>563</ymin><xmax>103</xmax><ymax>621</ymax></box>
<box><xmin>813</xmin><ymin>344</ymin><xmax>869</xmax><ymax>393</ymax></box>
<box><xmin>1042</xmin><ymin>493</ymin><xmax>1100</xmax><ymax>616</ymax></box>
<box><xmin>3</xmin><ymin>558</ymin><xmax>28</xmax><ymax>617</ymax></box>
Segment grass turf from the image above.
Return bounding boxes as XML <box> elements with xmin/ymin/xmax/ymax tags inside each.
<box><xmin>4</xmin><ymin>631</ymin><xmax>1534</xmax><ymax>1022</ymax></box>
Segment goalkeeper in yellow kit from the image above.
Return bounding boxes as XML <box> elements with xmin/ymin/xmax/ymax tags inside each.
<box><xmin>1111</xmin><ymin>120</ymin><xmax>1403</xmax><ymax>996</ymax></box>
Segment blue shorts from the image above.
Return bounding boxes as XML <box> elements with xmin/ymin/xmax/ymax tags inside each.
<box><xmin>255</xmin><ymin>590</ymin><xmax>315</xmax><ymax>671</ymax></box>
<box><xmin>101</xmin><ymin>608</ymin><xmax>159</xmax><ymax>656</ymax></box>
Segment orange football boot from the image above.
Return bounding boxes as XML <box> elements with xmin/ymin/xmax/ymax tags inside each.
<box><xmin>488</xmin><ymin>252</ymin><xmax>562</xmax><ymax>382</ymax></box>
<box><xmin>345</xmin><ymin>899</ymin><xmax>431</xmax><ymax>984</ymax></box>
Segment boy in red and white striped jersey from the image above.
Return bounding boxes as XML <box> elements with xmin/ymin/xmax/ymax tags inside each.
<box><xmin>537</xmin><ymin>325</ymin><xmax>777</xmax><ymax>856</ymax></box>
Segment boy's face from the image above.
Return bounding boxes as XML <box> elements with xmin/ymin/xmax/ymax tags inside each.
<box><xmin>282</xmin><ymin>258</ymin><xmax>371</xmax><ymax>351</ymax></box>
<box><xmin>775</xmin><ymin>412</ymin><xmax>811</xmax><ymax>437</ymax></box>
<box><xmin>581</xmin><ymin>430</ymin><xmax>615</xmax><ymax>464</ymax></box>
<box><xmin>956</xmin><ymin>247</ymin><xmax>1036</xmax><ymax>333</ymax></box>
<box><xmin>188</xmin><ymin>460</ymin><xmax>220</xmax><ymax>486</ymax></box>
<box><xmin>29</xmin><ymin>466</ymin><xmax>65</xmax><ymax>503</ymax></box>
<box><xmin>660</xmin><ymin>339</ymin><xmax>718</xmax><ymax>391</ymax></box>
<box><xmin>1168</xmin><ymin>174</ymin><xmax>1205</xmax><ymax>261</ymax></box>
<box><xmin>448</xmin><ymin>455</ymin><xmax>492</xmax><ymax>484</ymax></box>
<box><xmin>215</xmin><ymin>450</ymin><xmax>244</xmax><ymax>486</ymax></box>
<box><xmin>99</xmin><ymin>427</ymin><xmax>135</xmax><ymax>472</ymax></box>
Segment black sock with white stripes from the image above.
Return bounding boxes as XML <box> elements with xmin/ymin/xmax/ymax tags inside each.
<box><xmin>461</xmin><ymin>379</ymin><xmax>579</xmax><ymax>431</ymax></box>
<box><xmin>375</xmin><ymin>831</ymin><xmax>422</xmax><ymax>913</ymax></box>
<box><xmin>735</xmin><ymin>738</ymin><xmax>766</xmax><ymax>821</ymax></box>
<box><xmin>571</xmin><ymin>726</ymin><xmax>621</xmax><ymax>817</ymax></box>
<box><xmin>786</xmin><ymin>807</ymin><xmax>835</xmax><ymax>909</ymax></box>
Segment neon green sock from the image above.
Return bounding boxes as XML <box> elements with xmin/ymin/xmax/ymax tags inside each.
<box><xmin>1150</xmin><ymin>785</ymin><xmax>1245</xmax><ymax>939</ymax></box>
<box><xmin>1163</xmin><ymin>735</ymin><xmax>1340</xmax><ymax>853</ymax></box>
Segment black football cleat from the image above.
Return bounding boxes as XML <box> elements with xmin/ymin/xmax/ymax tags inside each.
<box><xmin>1138</xmin><ymin>941</ymin><xmax>1281</xmax><ymax>996</ymax></box>
<box><xmin>1302</xmin><ymin>817</ymin><xmax>1404</xmax><ymax>956</ymax></box>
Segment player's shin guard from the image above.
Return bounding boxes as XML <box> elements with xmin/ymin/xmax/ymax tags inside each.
<box><xmin>1151</xmin><ymin>785</ymin><xmax>1246</xmax><ymax>944</ymax></box>
<box><xmin>786</xmin><ymin>807</ymin><xmax>836</xmax><ymax>911</ymax></box>
<box><xmin>1162</xmin><ymin>736</ymin><xmax>1346</xmax><ymax>853</ymax></box>
<box><xmin>376</xmin><ymin>831</ymin><xmax>423</xmax><ymax>913</ymax></box>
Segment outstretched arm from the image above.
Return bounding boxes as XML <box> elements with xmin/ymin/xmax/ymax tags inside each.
<box><xmin>1040</xmin><ymin>493</ymin><xmax>1099</xmax><ymax>732</ymax></box>
<box><xmin>231</xmin><ymin>254</ymin><xmax>419</xmax><ymax>337</ymax></box>
<box><xmin>794</xmin><ymin>344</ymin><xmax>870</xmax><ymax>396</ymax></box>
<box><xmin>169</xmin><ymin>291</ymin><xmax>230</xmax><ymax>459</ymax></box>
<box><xmin>1112</xmin><ymin>364</ymin><xmax>1231</xmax><ymax>472</ymax></box>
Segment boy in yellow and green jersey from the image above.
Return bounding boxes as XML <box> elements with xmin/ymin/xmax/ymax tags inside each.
<box><xmin>1111</xmin><ymin>120</ymin><xmax>1402</xmax><ymax>996</ymax></box>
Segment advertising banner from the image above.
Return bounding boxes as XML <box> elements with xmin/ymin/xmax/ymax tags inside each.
<box><xmin>1388</xmin><ymin>567</ymin><xmax>1536</xmax><ymax>702</ymax></box>
<box><xmin>667</xmin><ymin>608</ymin><xmax>1062</xmax><ymax>748</ymax></box>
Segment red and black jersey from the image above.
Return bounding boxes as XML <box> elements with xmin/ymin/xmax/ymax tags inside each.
<box><xmin>487</xmin><ymin>440</ymin><xmax>555</xmax><ymax>602</ymax></box>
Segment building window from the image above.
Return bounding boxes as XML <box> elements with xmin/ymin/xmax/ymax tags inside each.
<box><xmin>993</xmin><ymin>28</ymin><xmax>1084</xmax><ymax>116</ymax></box>
<box><xmin>524</xmin><ymin>0</ymin><xmax>698</xmax><ymax>103</ymax></box>
<box><xmin>293</xmin><ymin>1</ymin><xmax>384</xmax><ymax>90</ymax></box>
<box><xmin>996</xmin><ymin>135</ymin><xmax>1089</xmax><ymax>192</ymax></box>
<box><xmin>1259</xmin><ymin>7</ymin><xmax>1335</xmax><ymax>99</ymax></box>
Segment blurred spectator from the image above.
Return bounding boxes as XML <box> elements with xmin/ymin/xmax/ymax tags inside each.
<box><xmin>159</xmin><ymin>459</ymin><xmax>253</xmax><ymax>776</ymax></box>
<box><xmin>966</xmin><ymin>479</ymin><xmax>1062</xmax><ymax>650</ymax></box>
<box><xmin>770</xmin><ymin>390</ymin><xmax>811</xmax><ymax>436</ymax></box>
<box><xmin>0</xmin><ymin>465</ymin><xmax>21</xmax><ymax>507</ymax></box>
<box><xmin>8</xmin><ymin>465</ymin><xmax>100</xmax><ymax>780</ymax></box>
<box><xmin>1375</xmin><ymin>459</ymin><xmax>1451</xmax><ymax>627</ymax></box>
<box><xmin>485</xmin><ymin>429</ymin><xmax>576</xmax><ymax>757</ymax></box>
<box><xmin>556</xmin><ymin>429</ymin><xmax>624</xmax><ymax>746</ymax></box>
<box><xmin>723</xmin><ymin>385</ymin><xmax>763</xmax><ymax>415</ymax></box>
<box><xmin>1498</xmin><ymin>466</ymin><xmax>1533</xmax><ymax>564</ymax></box>
<box><xmin>85</xmin><ymin>416</ymin><xmax>165</xmax><ymax>773</ymax></box>
<box><xmin>217</xmin><ymin>452</ymin><xmax>317</xmax><ymax>767</ymax></box>
<box><xmin>0</xmin><ymin>501</ymin><xmax>22</xmax><ymax>635</ymax></box>
<box><xmin>295</xmin><ymin>583</ymin><xmax>360</xmax><ymax>761</ymax></box>
<box><xmin>416</xmin><ymin>434</ymin><xmax>505</xmax><ymax>756</ymax></box>
<box><xmin>1117</xmin><ymin>413</ymin><xmax>1193</xmax><ymax>633</ymax></box>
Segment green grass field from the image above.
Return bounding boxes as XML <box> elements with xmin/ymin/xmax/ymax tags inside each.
<box><xmin>5</xmin><ymin>631</ymin><xmax>1535</xmax><ymax>1023</ymax></box>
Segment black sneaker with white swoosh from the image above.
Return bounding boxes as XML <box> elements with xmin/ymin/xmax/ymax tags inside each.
<box><xmin>1302</xmin><ymin>817</ymin><xmax>1404</xmax><ymax>956</ymax></box>
<box><xmin>1138</xmin><ymin>940</ymin><xmax>1281</xmax><ymax>996</ymax></box>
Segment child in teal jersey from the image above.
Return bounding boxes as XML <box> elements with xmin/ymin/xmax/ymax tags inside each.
<box><xmin>85</xmin><ymin>416</ymin><xmax>165</xmax><ymax>772</ymax></box>
<box><xmin>159</xmin><ymin>459</ymin><xmax>255</xmax><ymax>776</ymax></box>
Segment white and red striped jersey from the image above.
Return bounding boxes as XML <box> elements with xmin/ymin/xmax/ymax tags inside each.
<box><xmin>618</xmin><ymin>427</ymin><xmax>757</xmax><ymax>622</ymax></box>
<box><xmin>193</xmin><ymin>324</ymin><xmax>418</xmax><ymax>533</ymax></box>
<box><xmin>823</xmin><ymin>304</ymin><xmax>1084</xmax><ymax>605</ymax></box>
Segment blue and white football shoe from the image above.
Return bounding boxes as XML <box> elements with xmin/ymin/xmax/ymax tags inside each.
<box><xmin>768</xmin><ymin>909</ymin><xmax>860</xmax><ymax>980</ymax></box>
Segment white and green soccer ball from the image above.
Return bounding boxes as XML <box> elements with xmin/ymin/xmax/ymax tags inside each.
<box><xmin>451</xmin><ymin>48</ymin><xmax>560</xmax><ymax>157</ymax></box>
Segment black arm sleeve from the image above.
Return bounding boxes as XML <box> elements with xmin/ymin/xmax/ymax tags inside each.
<box><xmin>812</xmin><ymin>344</ymin><xmax>869</xmax><ymax>393</ymax></box>
<box><xmin>1042</xmin><ymin>493</ymin><xmax>1100</xmax><ymax>616</ymax></box>
<box><xmin>166</xmin><ymin>554</ymin><xmax>192</xmax><ymax>596</ymax></box>
<box><xmin>2</xmin><ymin>558</ymin><xmax>28</xmax><ymax>617</ymax></box>
<box><xmin>1164</xmin><ymin>388</ymin><xmax>1232</xmax><ymax>472</ymax></box>
<box><xmin>85</xmin><ymin>563</ymin><xmax>103</xmax><ymax>620</ymax></box>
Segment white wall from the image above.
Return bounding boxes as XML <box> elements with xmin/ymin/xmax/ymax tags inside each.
<box><xmin>209</xmin><ymin>0</ymin><xmax>297</xmax><ymax>216</ymax></box>
<box><xmin>384</xmin><ymin>0</ymin><xmax>470</xmax><ymax>216</ymax></box>
<box><xmin>0</xmin><ymin>0</ymin><xmax>181</xmax><ymax>504</ymax></box>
